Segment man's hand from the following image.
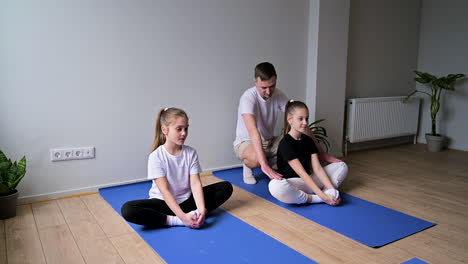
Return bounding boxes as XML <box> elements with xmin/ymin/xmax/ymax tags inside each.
<box><xmin>261</xmin><ymin>164</ymin><xmax>283</xmax><ymax>180</ymax></box>
<box><xmin>324</xmin><ymin>155</ymin><xmax>342</xmax><ymax>163</ymax></box>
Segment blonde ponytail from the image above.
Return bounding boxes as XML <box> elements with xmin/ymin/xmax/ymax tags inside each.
<box><xmin>150</xmin><ymin>107</ymin><xmax>188</xmax><ymax>152</ymax></box>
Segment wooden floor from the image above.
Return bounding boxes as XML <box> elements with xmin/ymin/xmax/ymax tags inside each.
<box><xmin>1</xmin><ymin>144</ymin><xmax>467</xmax><ymax>264</ymax></box>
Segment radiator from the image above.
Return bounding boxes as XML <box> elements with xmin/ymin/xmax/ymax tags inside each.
<box><xmin>345</xmin><ymin>96</ymin><xmax>420</xmax><ymax>145</ymax></box>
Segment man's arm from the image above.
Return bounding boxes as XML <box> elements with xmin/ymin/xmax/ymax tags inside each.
<box><xmin>243</xmin><ymin>114</ymin><xmax>282</xmax><ymax>180</ymax></box>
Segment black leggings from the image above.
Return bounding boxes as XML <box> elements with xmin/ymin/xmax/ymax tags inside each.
<box><xmin>121</xmin><ymin>181</ymin><xmax>233</xmax><ymax>227</ymax></box>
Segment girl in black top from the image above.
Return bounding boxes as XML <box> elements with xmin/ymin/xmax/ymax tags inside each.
<box><xmin>268</xmin><ymin>100</ymin><xmax>347</xmax><ymax>205</ymax></box>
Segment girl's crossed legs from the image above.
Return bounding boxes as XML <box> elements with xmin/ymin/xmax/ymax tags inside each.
<box><xmin>268</xmin><ymin>162</ymin><xmax>348</xmax><ymax>204</ymax></box>
<box><xmin>121</xmin><ymin>181</ymin><xmax>233</xmax><ymax>227</ymax></box>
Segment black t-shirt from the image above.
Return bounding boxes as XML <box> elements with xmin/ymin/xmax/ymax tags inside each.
<box><xmin>277</xmin><ymin>134</ymin><xmax>318</xmax><ymax>178</ymax></box>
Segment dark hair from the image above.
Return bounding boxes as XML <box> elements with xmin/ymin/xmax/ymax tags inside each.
<box><xmin>283</xmin><ymin>100</ymin><xmax>309</xmax><ymax>135</ymax></box>
<box><xmin>151</xmin><ymin>107</ymin><xmax>188</xmax><ymax>152</ymax></box>
<box><xmin>254</xmin><ymin>62</ymin><xmax>277</xmax><ymax>81</ymax></box>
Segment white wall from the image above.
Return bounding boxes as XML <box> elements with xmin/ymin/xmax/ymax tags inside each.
<box><xmin>417</xmin><ymin>0</ymin><xmax>468</xmax><ymax>150</ymax></box>
<box><xmin>0</xmin><ymin>0</ymin><xmax>309</xmax><ymax>201</ymax></box>
<box><xmin>315</xmin><ymin>0</ymin><xmax>350</xmax><ymax>157</ymax></box>
<box><xmin>307</xmin><ymin>0</ymin><xmax>350</xmax><ymax>157</ymax></box>
<box><xmin>306</xmin><ymin>0</ymin><xmax>319</xmax><ymax>120</ymax></box>
<box><xmin>346</xmin><ymin>0</ymin><xmax>421</xmax><ymax>98</ymax></box>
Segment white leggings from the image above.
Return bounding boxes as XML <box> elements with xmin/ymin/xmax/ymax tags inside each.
<box><xmin>268</xmin><ymin>162</ymin><xmax>348</xmax><ymax>204</ymax></box>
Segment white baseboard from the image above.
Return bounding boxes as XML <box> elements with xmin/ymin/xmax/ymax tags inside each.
<box><xmin>18</xmin><ymin>164</ymin><xmax>244</xmax><ymax>204</ymax></box>
<box><xmin>18</xmin><ymin>178</ymin><xmax>149</xmax><ymax>203</ymax></box>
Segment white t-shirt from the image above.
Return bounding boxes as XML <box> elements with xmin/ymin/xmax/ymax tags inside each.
<box><xmin>147</xmin><ymin>145</ymin><xmax>202</xmax><ymax>203</ymax></box>
<box><xmin>234</xmin><ymin>87</ymin><xmax>288</xmax><ymax>146</ymax></box>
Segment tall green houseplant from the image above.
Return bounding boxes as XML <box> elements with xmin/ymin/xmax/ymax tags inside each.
<box><xmin>406</xmin><ymin>71</ymin><xmax>465</xmax><ymax>136</ymax></box>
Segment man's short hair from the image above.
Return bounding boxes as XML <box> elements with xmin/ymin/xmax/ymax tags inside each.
<box><xmin>254</xmin><ymin>62</ymin><xmax>277</xmax><ymax>81</ymax></box>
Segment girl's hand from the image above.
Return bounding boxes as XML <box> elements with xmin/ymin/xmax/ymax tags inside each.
<box><xmin>192</xmin><ymin>209</ymin><xmax>207</xmax><ymax>229</ymax></box>
<box><xmin>323</xmin><ymin>189</ymin><xmax>341</xmax><ymax>206</ymax></box>
<box><xmin>180</xmin><ymin>213</ymin><xmax>197</xmax><ymax>227</ymax></box>
<box><xmin>324</xmin><ymin>195</ymin><xmax>340</xmax><ymax>206</ymax></box>
<box><xmin>319</xmin><ymin>193</ymin><xmax>340</xmax><ymax>206</ymax></box>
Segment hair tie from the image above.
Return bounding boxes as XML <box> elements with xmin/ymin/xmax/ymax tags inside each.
<box><xmin>289</xmin><ymin>99</ymin><xmax>294</xmax><ymax>103</ymax></box>
<box><xmin>164</xmin><ymin>107</ymin><xmax>169</xmax><ymax>111</ymax></box>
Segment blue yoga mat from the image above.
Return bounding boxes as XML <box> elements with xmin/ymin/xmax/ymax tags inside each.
<box><xmin>99</xmin><ymin>181</ymin><xmax>317</xmax><ymax>264</ymax></box>
<box><xmin>213</xmin><ymin>167</ymin><xmax>436</xmax><ymax>248</ymax></box>
<box><xmin>401</xmin><ymin>258</ymin><xmax>429</xmax><ymax>264</ymax></box>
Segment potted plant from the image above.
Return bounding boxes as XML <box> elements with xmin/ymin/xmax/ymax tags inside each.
<box><xmin>0</xmin><ymin>150</ymin><xmax>27</xmax><ymax>219</ymax></box>
<box><xmin>405</xmin><ymin>71</ymin><xmax>466</xmax><ymax>152</ymax></box>
<box><xmin>309</xmin><ymin>119</ymin><xmax>331</xmax><ymax>152</ymax></box>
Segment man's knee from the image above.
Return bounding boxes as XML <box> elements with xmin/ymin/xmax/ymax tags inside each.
<box><xmin>243</xmin><ymin>158</ymin><xmax>260</xmax><ymax>168</ymax></box>
<box><xmin>241</xmin><ymin>146</ymin><xmax>260</xmax><ymax>168</ymax></box>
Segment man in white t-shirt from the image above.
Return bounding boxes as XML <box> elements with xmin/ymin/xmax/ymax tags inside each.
<box><xmin>233</xmin><ymin>62</ymin><xmax>289</xmax><ymax>184</ymax></box>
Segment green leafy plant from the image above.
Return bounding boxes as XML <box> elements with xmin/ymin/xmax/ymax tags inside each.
<box><xmin>405</xmin><ymin>71</ymin><xmax>466</xmax><ymax>136</ymax></box>
<box><xmin>309</xmin><ymin>119</ymin><xmax>330</xmax><ymax>152</ymax></box>
<box><xmin>0</xmin><ymin>150</ymin><xmax>27</xmax><ymax>196</ymax></box>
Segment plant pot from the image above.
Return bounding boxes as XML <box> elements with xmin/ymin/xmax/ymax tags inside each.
<box><xmin>0</xmin><ymin>190</ymin><xmax>19</xmax><ymax>219</ymax></box>
<box><xmin>425</xmin><ymin>134</ymin><xmax>445</xmax><ymax>152</ymax></box>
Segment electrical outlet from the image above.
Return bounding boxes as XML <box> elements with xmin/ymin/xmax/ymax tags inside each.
<box><xmin>72</xmin><ymin>149</ymin><xmax>83</xmax><ymax>159</ymax></box>
<box><xmin>50</xmin><ymin>149</ymin><xmax>63</xmax><ymax>161</ymax></box>
<box><xmin>50</xmin><ymin>146</ymin><xmax>96</xmax><ymax>161</ymax></box>
<box><xmin>64</xmin><ymin>150</ymin><xmax>73</xmax><ymax>159</ymax></box>
<box><xmin>82</xmin><ymin>147</ymin><xmax>95</xmax><ymax>159</ymax></box>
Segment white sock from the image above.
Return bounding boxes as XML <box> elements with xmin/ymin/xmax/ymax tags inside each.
<box><xmin>308</xmin><ymin>189</ymin><xmax>340</xmax><ymax>204</ymax></box>
<box><xmin>324</xmin><ymin>189</ymin><xmax>340</xmax><ymax>199</ymax></box>
<box><xmin>166</xmin><ymin>210</ymin><xmax>200</xmax><ymax>226</ymax></box>
<box><xmin>243</xmin><ymin>164</ymin><xmax>256</xmax><ymax>184</ymax></box>
<box><xmin>308</xmin><ymin>194</ymin><xmax>323</xmax><ymax>203</ymax></box>
<box><xmin>167</xmin><ymin>215</ymin><xmax>184</xmax><ymax>226</ymax></box>
<box><xmin>191</xmin><ymin>209</ymin><xmax>200</xmax><ymax>219</ymax></box>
